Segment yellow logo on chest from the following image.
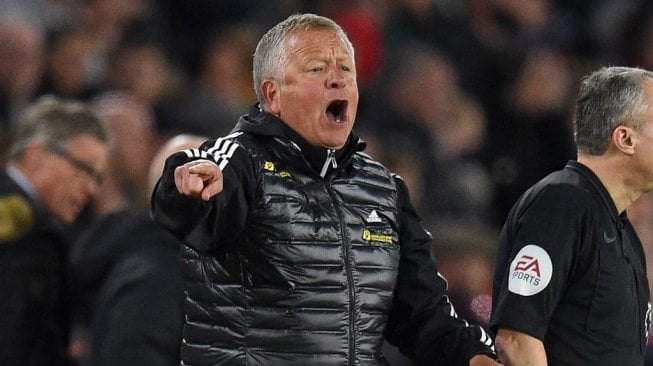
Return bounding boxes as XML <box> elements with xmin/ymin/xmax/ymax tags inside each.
<box><xmin>362</xmin><ymin>229</ymin><xmax>393</xmax><ymax>244</ymax></box>
<box><xmin>264</xmin><ymin>161</ymin><xmax>292</xmax><ymax>179</ymax></box>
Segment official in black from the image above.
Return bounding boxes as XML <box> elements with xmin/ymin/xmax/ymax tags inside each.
<box><xmin>490</xmin><ymin>66</ymin><xmax>653</xmax><ymax>365</ymax></box>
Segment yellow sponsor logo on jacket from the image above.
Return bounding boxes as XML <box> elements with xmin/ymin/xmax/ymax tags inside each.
<box><xmin>0</xmin><ymin>195</ymin><xmax>33</xmax><ymax>242</ymax></box>
<box><xmin>362</xmin><ymin>229</ymin><xmax>393</xmax><ymax>244</ymax></box>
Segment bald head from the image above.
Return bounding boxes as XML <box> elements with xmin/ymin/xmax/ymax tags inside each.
<box><xmin>148</xmin><ymin>134</ymin><xmax>207</xmax><ymax>194</ymax></box>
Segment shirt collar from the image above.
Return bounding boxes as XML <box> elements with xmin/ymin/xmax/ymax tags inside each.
<box><xmin>6</xmin><ymin>165</ymin><xmax>41</xmax><ymax>208</ymax></box>
<box><xmin>565</xmin><ymin>160</ymin><xmax>621</xmax><ymax>222</ymax></box>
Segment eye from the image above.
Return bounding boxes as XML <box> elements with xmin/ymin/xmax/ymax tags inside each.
<box><xmin>340</xmin><ymin>66</ymin><xmax>351</xmax><ymax>72</ymax></box>
<box><xmin>309</xmin><ymin>66</ymin><xmax>323</xmax><ymax>72</ymax></box>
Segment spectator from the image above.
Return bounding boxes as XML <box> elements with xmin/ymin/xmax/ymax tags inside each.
<box><xmin>67</xmin><ymin>93</ymin><xmax>185</xmax><ymax>365</ymax></box>
<box><xmin>77</xmin><ymin>0</ymin><xmax>152</xmax><ymax>85</ymax></box>
<box><xmin>37</xmin><ymin>24</ymin><xmax>100</xmax><ymax>101</ymax></box>
<box><xmin>383</xmin><ymin>0</ymin><xmax>492</xmax><ymax>99</ymax></box>
<box><xmin>481</xmin><ymin>47</ymin><xmax>577</xmax><ymax>226</ymax></box>
<box><xmin>170</xmin><ymin>24</ymin><xmax>260</xmax><ymax>137</ymax></box>
<box><xmin>103</xmin><ymin>22</ymin><xmax>188</xmax><ymax>138</ymax></box>
<box><xmin>148</xmin><ymin>133</ymin><xmax>207</xmax><ymax>192</ymax></box>
<box><xmin>90</xmin><ymin>91</ymin><xmax>158</xmax><ymax>211</ymax></box>
<box><xmin>0</xmin><ymin>95</ymin><xmax>109</xmax><ymax>365</ymax></box>
<box><xmin>0</xmin><ymin>13</ymin><xmax>44</xmax><ymax>148</ymax></box>
<box><xmin>358</xmin><ymin>43</ymin><xmax>493</xmax><ymax>225</ymax></box>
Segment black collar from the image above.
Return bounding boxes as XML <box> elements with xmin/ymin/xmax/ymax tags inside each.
<box><xmin>236</xmin><ymin>104</ymin><xmax>361</xmax><ymax>174</ymax></box>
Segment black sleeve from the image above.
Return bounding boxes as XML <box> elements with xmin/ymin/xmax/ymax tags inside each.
<box><xmin>384</xmin><ymin>177</ymin><xmax>496</xmax><ymax>365</ymax></box>
<box><xmin>150</xmin><ymin>138</ymin><xmax>255</xmax><ymax>253</ymax></box>
<box><xmin>489</xmin><ymin>185</ymin><xmax>587</xmax><ymax>340</ymax></box>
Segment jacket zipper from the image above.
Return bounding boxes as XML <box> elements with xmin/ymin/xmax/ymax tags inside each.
<box><xmin>320</xmin><ymin>149</ymin><xmax>338</xmax><ymax>178</ymax></box>
<box><xmin>324</xmin><ymin>180</ymin><xmax>357</xmax><ymax>365</ymax></box>
<box><xmin>279</xmin><ymin>138</ymin><xmax>361</xmax><ymax>363</ymax></box>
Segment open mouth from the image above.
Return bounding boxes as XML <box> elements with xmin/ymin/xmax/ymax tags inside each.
<box><xmin>326</xmin><ymin>100</ymin><xmax>348</xmax><ymax>123</ymax></box>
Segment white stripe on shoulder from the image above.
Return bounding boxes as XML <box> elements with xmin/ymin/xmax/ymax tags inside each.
<box><xmin>206</xmin><ymin>133</ymin><xmax>240</xmax><ymax>156</ymax></box>
<box><xmin>206</xmin><ymin>132</ymin><xmax>243</xmax><ymax>170</ymax></box>
<box><xmin>215</xmin><ymin>143</ymin><xmax>239</xmax><ymax>170</ymax></box>
<box><xmin>183</xmin><ymin>148</ymin><xmax>209</xmax><ymax>159</ymax></box>
<box><xmin>206</xmin><ymin>132</ymin><xmax>243</xmax><ymax>154</ymax></box>
<box><xmin>479</xmin><ymin>327</ymin><xmax>493</xmax><ymax>346</ymax></box>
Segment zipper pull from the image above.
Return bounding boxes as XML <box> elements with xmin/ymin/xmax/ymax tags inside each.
<box><xmin>320</xmin><ymin>149</ymin><xmax>337</xmax><ymax>178</ymax></box>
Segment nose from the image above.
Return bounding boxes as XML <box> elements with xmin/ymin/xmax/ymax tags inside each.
<box><xmin>327</xmin><ymin>66</ymin><xmax>346</xmax><ymax>89</ymax></box>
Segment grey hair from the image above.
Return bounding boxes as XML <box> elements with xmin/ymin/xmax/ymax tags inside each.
<box><xmin>574</xmin><ymin>66</ymin><xmax>653</xmax><ymax>155</ymax></box>
<box><xmin>252</xmin><ymin>13</ymin><xmax>355</xmax><ymax>108</ymax></box>
<box><xmin>8</xmin><ymin>95</ymin><xmax>109</xmax><ymax>161</ymax></box>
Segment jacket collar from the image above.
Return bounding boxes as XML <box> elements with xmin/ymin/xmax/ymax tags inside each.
<box><xmin>233</xmin><ymin>104</ymin><xmax>365</xmax><ymax>175</ymax></box>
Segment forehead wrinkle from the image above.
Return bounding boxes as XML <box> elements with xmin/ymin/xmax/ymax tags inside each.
<box><xmin>287</xmin><ymin>31</ymin><xmax>352</xmax><ymax>63</ymax></box>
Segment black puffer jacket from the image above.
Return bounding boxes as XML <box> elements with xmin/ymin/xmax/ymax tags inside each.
<box><xmin>152</xmin><ymin>105</ymin><xmax>496</xmax><ymax>366</ymax></box>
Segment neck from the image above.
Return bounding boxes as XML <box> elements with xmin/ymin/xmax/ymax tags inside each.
<box><xmin>578</xmin><ymin>154</ymin><xmax>642</xmax><ymax>214</ymax></box>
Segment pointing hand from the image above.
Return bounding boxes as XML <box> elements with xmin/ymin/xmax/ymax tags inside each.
<box><xmin>174</xmin><ymin>160</ymin><xmax>224</xmax><ymax>201</ymax></box>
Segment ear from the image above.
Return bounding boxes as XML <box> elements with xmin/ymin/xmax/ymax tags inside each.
<box><xmin>612</xmin><ymin>125</ymin><xmax>636</xmax><ymax>155</ymax></box>
<box><xmin>261</xmin><ymin>79</ymin><xmax>281</xmax><ymax>116</ymax></box>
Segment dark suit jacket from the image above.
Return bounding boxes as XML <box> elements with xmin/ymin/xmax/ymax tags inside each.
<box><xmin>0</xmin><ymin>169</ymin><xmax>73</xmax><ymax>365</ymax></box>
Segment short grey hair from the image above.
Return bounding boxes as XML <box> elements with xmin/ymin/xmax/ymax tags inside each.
<box><xmin>8</xmin><ymin>95</ymin><xmax>109</xmax><ymax>161</ymax></box>
<box><xmin>252</xmin><ymin>13</ymin><xmax>355</xmax><ymax>108</ymax></box>
<box><xmin>574</xmin><ymin>66</ymin><xmax>653</xmax><ymax>155</ymax></box>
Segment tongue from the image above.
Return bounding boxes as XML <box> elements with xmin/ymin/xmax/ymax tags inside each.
<box><xmin>326</xmin><ymin>111</ymin><xmax>340</xmax><ymax>123</ymax></box>
<box><xmin>327</xmin><ymin>110</ymin><xmax>340</xmax><ymax>123</ymax></box>
<box><xmin>327</xmin><ymin>105</ymin><xmax>346</xmax><ymax>123</ymax></box>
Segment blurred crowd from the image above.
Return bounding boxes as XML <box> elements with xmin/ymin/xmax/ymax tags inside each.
<box><xmin>4</xmin><ymin>0</ymin><xmax>653</xmax><ymax>224</ymax></box>
<box><xmin>3</xmin><ymin>0</ymin><xmax>653</xmax><ymax>364</ymax></box>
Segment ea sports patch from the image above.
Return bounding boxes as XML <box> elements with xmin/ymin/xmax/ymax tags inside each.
<box><xmin>508</xmin><ymin>244</ymin><xmax>553</xmax><ymax>296</ymax></box>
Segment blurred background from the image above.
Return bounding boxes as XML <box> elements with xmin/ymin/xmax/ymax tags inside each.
<box><xmin>3</xmin><ymin>0</ymin><xmax>653</xmax><ymax>363</ymax></box>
